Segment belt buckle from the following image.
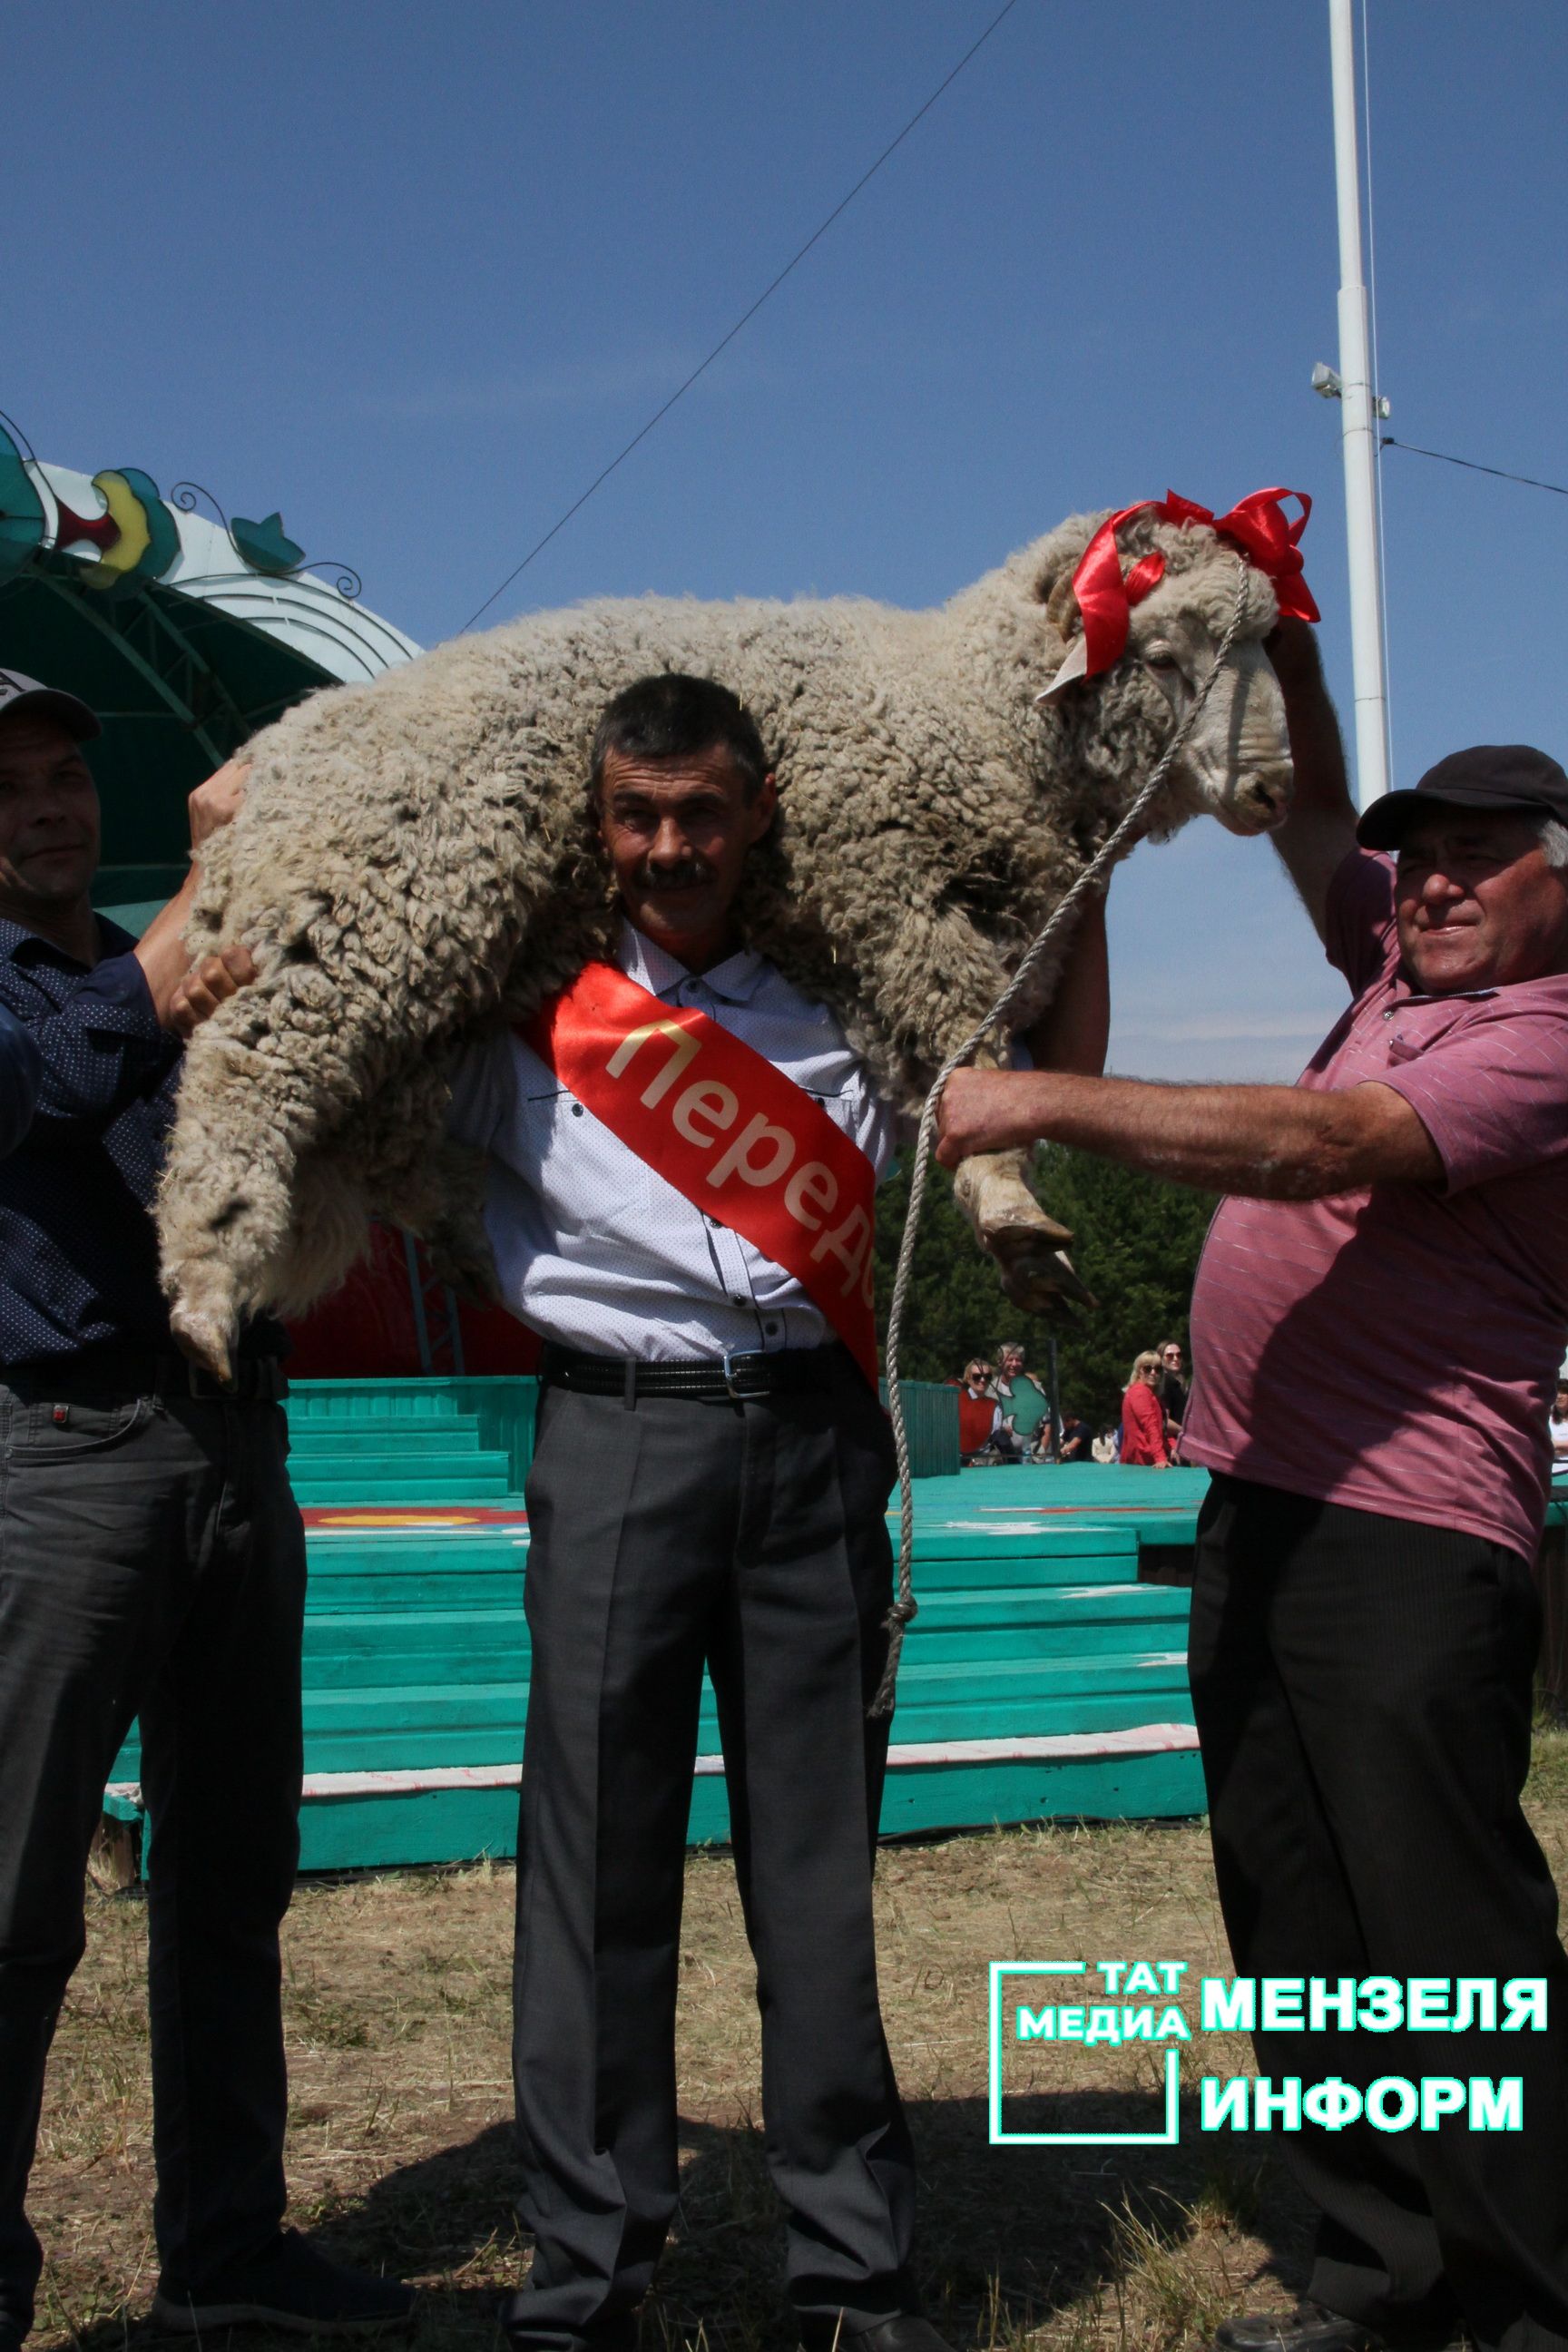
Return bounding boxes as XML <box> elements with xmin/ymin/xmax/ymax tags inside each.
<box><xmin>720</xmin><ymin>1348</ymin><xmax>769</xmax><ymax>1403</ymax></box>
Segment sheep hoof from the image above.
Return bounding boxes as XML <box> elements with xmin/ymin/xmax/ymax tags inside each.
<box><xmin>169</xmin><ymin>1302</ymin><xmax>237</xmax><ymax>1388</ymax></box>
<box><xmin>990</xmin><ymin>1231</ymin><xmax>1097</xmax><ymax>1318</ymax></box>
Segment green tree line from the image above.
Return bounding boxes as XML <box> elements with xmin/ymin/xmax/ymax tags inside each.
<box><xmin>872</xmin><ymin>1145</ymin><xmax>1216</xmax><ymax>1434</ymax></box>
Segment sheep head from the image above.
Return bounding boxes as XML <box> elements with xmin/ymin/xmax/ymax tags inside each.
<box><xmin>1024</xmin><ymin>505</ymin><xmax>1297</xmax><ymax>839</ymax></box>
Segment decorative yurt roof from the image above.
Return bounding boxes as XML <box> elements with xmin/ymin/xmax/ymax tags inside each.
<box><xmin>0</xmin><ymin>409</ymin><xmax>417</xmax><ymax>916</ymax></box>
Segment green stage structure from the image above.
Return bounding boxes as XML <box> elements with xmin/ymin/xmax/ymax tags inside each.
<box><xmin>103</xmin><ymin>1380</ymin><xmax>1215</xmax><ymax>1873</ymax></box>
<box><xmin>96</xmin><ymin>1379</ymin><xmax>1568</xmax><ymax>1874</ymax></box>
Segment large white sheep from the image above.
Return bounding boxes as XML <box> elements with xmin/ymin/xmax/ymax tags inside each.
<box><xmin>160</xmin><ymin>504</ymin><xmax>1295</xmax><ymax>1380</ymax></box>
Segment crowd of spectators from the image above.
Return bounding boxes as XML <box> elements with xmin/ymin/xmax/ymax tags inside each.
<box><xmin>949</xmin><ymin>1336</ymin><xmax>1191</xmax><ymax>1468</ymax></box>
<box><xmin>956</xmin><ymin>1345</ymin><xmax>1564</xmax><ymax>1482</ymax></box>
<box><xmin>951</xmin><ymin>1348</ymin><xmax>1054</xmax><ymax>1465</ymax></box>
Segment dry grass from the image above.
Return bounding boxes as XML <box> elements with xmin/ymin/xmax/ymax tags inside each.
<box><xmin>30</xmin><ymin>1730</ymin><xmax>1568</xmax><ymax>2352</ymax></box>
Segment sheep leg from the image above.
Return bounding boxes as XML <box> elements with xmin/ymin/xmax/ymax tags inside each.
<box><xmin>847</xmin><ymin>887</ymin><xmax>1095</xmax><ymax>1314</ymax></box>
<box><xmin>157</xmin><ymin>973</ymin><xmax>454</xmax><ymax>1383</ymax></box>
<box><xmin>951</xmin><ymin>1148</ymin><xmax>1094</xmax><ymax>1314</ymax></box>
<box><xmin>158</xmin><ymin>1040</ymin><xmax>319</xmax><ymax>1384</ymax></box>
<box><xmin>944</xmin><ymin>1040</ymin><xmax>1093</xmax><ymax>1314</ymax></box>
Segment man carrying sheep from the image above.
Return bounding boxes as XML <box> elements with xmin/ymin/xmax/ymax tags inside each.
<box><xmin>437</xmin><ymin>670</ymin><xmax>1107</xmax><ymax>2352</ymax></box>
<box><xmin>937</xmin><ymin>621</ymin><xmax>1568</xmax><ymax>2352</ymax></box>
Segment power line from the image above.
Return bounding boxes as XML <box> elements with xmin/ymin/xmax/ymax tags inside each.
<box><xmin>1380</xmin><ymin>436</ymin><xmax>1568</xmax><ymax>501</ymax></box>
<box><xmin>456</xmin><ymin>0</ymin><xmax>1026</xmax><ymax>633</ymax></box>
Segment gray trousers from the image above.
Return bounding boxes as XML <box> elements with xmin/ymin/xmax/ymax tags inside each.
<box><xmin>0</xmin><ymin>1374</ymin><xmax>306</xmax><ymax>2339</ymax></box>
<box><xmin>507</xmin><ymin>1357</ymin><xmax>915</xmax><ymax>2350</ymax></box>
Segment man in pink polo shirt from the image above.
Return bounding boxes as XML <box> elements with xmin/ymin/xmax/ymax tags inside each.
<box><xmin>936</xmin><ymin>621</ymin><xmax>1568</xmax><ymax>2352</ymax></box>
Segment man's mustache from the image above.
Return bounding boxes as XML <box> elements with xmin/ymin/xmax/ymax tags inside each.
<box><xmin>636</xmin><ymin>857</ymin><xmax>715</xmax><ymax>891</ymax></box>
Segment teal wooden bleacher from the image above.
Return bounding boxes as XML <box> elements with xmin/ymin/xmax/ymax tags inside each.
<box><xmin>105</xmin><ymin>1382</ymin><xmax>1209</xmax><ymax>1870</ymax></box>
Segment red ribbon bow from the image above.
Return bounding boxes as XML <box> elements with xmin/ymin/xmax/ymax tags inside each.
<box><xmin>1068</xmin><ymin>487</ymin><xmax>1319</xmax><ymax>680</ymax></box>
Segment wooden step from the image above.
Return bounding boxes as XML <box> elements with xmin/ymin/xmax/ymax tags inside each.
<box><xmin>304</xmin><ymin>1565</ymin><xmax>526</xmax><ymax>1612</ymax></box>
<box><xmin>290</xmin><ymin>1449</ymin><xmax>507</xmax><ymax>1483</ymax></box>
<box><xmin>291</xmin><ymin>1592</ymin><xmax>1189</xmax><ymax>1685</ymax></box>
<box><xmin>288</xmin><ymin>1418</ymin><xmax>485</xmax><ymax>1453</ymax></box>
<box><xmin>906</xmin><ymin>1553</ymin><xmax>1146</xmax><ymax>1590</ymax></box>
<box><xmin>289</xmin><ymin>1742</ymin><xmax>1206</xmax><ymax>1872</ymax></box>
<box><xmin>297</xmin><ymin>1527</ymin><xmax>1162</xmax><ymax>1594</ymax></box>
<box><xmin>290</xmin><ymin>1467</ymin><xmax>515</xmax><ymax>1504</ymax></box>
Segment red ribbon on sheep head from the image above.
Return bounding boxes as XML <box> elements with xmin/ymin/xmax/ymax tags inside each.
<box><xmin>1037</xmin><ymin>487</ymin><xmax>1319</xmax><ymax>701</ymax></box>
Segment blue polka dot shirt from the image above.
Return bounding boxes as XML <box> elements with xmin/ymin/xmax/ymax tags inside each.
<box><xmin>0</xmin><ymin>915</ymin><xmax>189</xmax><ymax>1359</ymax></box>
<box><xmin>0</xmin><ymin>1004</ymin><xmax>41</xmax><ymax>1161</ymax></box>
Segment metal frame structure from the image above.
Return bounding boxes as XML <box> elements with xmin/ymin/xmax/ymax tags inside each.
<box><xmin>35</xmin><ymin>570</ymin><xmax>250</xmax><ymax>769</ymax></box>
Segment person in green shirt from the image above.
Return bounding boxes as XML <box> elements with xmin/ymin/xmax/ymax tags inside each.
<box><xmin>994</xmin><ymin>1341</ymin><xmax>1054</xmax><ymax>1458</ymax></box>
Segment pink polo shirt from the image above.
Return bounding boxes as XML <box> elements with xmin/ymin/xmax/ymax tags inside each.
<box><xmin>1182</xmin><ymin>849</ymin><xmax>1568</xmax><ymax>1559</ymax></box>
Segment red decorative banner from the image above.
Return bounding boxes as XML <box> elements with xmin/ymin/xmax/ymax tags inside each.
<box><xmin>525</xmin><ymin>963</ymin><xmax>879</xmax><ymax>1383</ymax></box>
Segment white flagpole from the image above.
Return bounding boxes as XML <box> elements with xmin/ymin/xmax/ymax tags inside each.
<box><xmin>1328</xmin><ymin>0</ymin><xmax>1391</xmax><ymax>808</ymax></box>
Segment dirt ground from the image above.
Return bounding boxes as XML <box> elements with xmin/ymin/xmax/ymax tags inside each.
<box><xmin>31</xmin><ymin>1731</ymin><xmax>1568</xmax><ymax>2352</ymax></box>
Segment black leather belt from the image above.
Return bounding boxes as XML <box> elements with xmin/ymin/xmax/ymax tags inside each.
<box><xmin>1</xmin><ymin>1352</ymin><xmax>288</xmax><ymax>1403</ymax></box>
<box><xmin>540</xmin><ymin>1341</ymin><xmax>846</xmax><ymax>1403</ymax></box>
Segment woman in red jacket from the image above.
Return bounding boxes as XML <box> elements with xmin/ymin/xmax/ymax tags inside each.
<box><xmin>1120</xmin><ymin>1350</ymin><xmax>1171</xmax><ymax>1466</ymax></box>
<box><xmin>952</xmin><ymin>1358</ymin><xmax>1002</xmax><ymax>1461</ymax></box>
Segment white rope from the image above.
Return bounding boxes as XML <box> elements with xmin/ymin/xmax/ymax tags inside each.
<box><xmin>871</xmin><ymin>558</ymin><xmax>1250</xmax><ymax>1716</ymax></box>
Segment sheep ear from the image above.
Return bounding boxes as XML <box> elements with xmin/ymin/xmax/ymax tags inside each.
<box><xmin>1044</xmin><ymin>568</ymin><xmax>1081</xmax><ymax>640</ymax></box>
<box><xmin>1034</xmin><ymin>634</ymin><xmax>1091</xmax><ymax>703</ymax></box>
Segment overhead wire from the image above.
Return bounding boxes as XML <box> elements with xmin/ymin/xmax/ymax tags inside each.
<box><xmin>456</xmin><ymin>0</ymin><xmax>1025</xmax><ymax>633</ymax></box>
<box><xmin>1379</xmin><ymin>437</ymin><xmax>1568</xmax><ymax>501</ymax></box>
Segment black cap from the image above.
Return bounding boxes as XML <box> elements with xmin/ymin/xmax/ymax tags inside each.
<box><xmin>1357</xmin><ymin>744</ymin><xmax>1568</xmax><ymax>850</ymax></box>
<box><xmin>0</xmin><ymin>670</ymin><xmax>101</xmax><ymax>743</ymax></box>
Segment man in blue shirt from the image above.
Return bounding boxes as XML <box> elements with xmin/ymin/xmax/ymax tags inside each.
<box><xmin>0</xmin><ymin>674</ymin><xmax>412</xmax><ymax>2347</ymax></box>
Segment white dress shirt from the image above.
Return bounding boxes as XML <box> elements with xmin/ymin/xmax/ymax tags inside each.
<box><xmin>446</xmin><ymin>923</ymin><xmax>897</xmax><ymax>1361</ymax></box>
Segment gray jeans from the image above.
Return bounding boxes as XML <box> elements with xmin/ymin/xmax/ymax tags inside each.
<box><xmin>0</xmin><ymin>1371</ymin><xmax>307</xmax><ymax>2338</ymax></box>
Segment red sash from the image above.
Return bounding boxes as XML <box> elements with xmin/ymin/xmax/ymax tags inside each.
<box><xmin>524</xmin><ymin>962</ymin><xmax>878</xmax><ymax>1383</ymax></box>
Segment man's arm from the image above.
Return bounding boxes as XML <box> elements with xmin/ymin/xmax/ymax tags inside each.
<box><xmin>1018</xmin><ymin>887</ymin><xmax>1110</xmax><ymax>1075</ymax></box>
<box><xmin>1265</xmin><ymin>617</ymin><xmax>1359</xmax><ymax>944</ymax></box>
<box><xmin>935</xmin><ymin>1066</ymin><xmax>1442</xmax><ymax>1199</ymax></box>
<box><xmin>135</xmin><ymin>760</ymin><xmax>250</xmax><ymax>1024</ymax></box>
<box><xmin>10</xmin><ymin>956</ymin><xmax>174</xmax><ymax>1132</ymax></box>
<box><xmin>12</xmin><ymin>760</ymin><xmax>252</xmax><ymax>1131</ymax></box>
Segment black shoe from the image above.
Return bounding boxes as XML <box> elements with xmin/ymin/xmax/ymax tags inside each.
<box><xmin>501</xmin><ymin>2299</ymin><xmax>637</xmax><ymax>2352</ymax></box>
<box><xmin>152</xmin><ymin>2230</ymin><xmax>415</xmax><ymax>2337</ymax></box>
<box><xmin>800</xmin><ymin>2320</ymin><xmax>956</xmax><ymax>2352</ymax></box>
<box><xmin>1216</xmin><ymin>2307</ymin><xmax>1382</xmax><ymax>2352</ymax></box>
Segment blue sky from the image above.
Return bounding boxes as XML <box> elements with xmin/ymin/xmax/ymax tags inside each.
<box><xmin>8</xmin><ymin>1</ymin><xmax>1565</xmax><ymax>1075</ymax></box>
